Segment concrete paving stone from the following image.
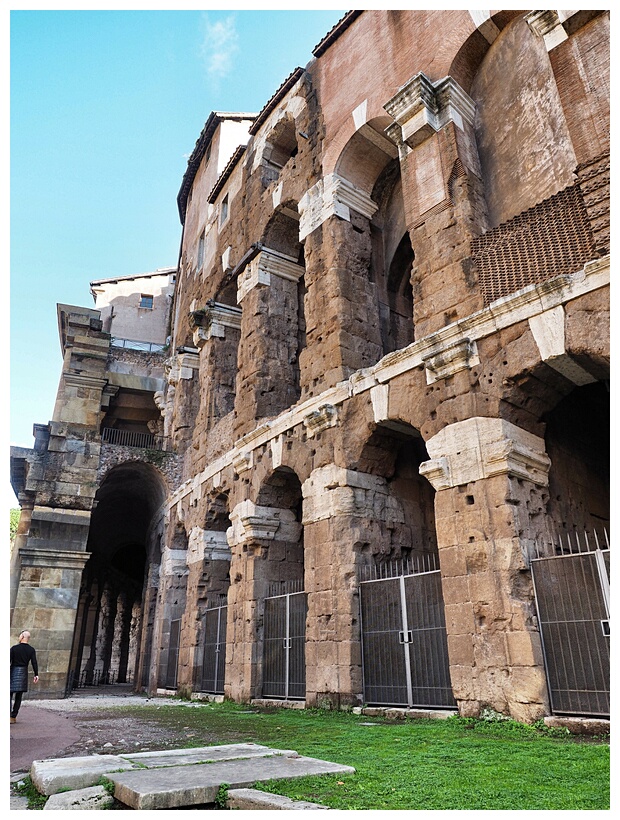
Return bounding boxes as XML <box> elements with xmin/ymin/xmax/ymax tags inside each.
<box><xmin>43</xmin><ymin>785</ymin><xmax>115</xmax><ymax>810</ymax></box>
<box><xmin>30</xmin><ymin>753</ymin><xmax>138</xmax><ymax>796</ymax></box>
<box><xmin>227</xmin><ymin>787</ymin><xmax>331</xmax><ymax>810</ymax></box>
<box><xmin>108</xmin><ymin>754</ymin><xmax>356</xmax><ymax>810</ymax></box>
<box><xmin>119</xmin><ymin>742</ymin><xmax>297</xmax><ymax>768</ymax></box>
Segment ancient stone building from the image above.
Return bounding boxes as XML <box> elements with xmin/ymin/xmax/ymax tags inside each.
<box><xmin>11</xmin><ymin>10</ymin><xmax>609</xmax><ymax>722</ymax></box>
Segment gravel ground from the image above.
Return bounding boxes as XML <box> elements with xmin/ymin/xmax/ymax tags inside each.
<box><xmin>25</xmin><ymin>691</ymin><xmax>215</xmax><ymax>758</ymax></box>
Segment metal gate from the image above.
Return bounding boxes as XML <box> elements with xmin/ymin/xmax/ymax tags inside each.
<box><xmin>199</xmin><ymin>602</ymin><xmax>227</xmax><ymax>694</ymax></box>
<box><xmin>531</xmin><ymin>530</ymin><xmax>610</xmax><ymax>717</ymax></box>
<box><xmin>359</xmin><ymin>557</ymin><xmax>455</xmax><ymax>708</ymax></box>
<box><xmin>262</xmin><ymin>582</ymin><xmax>306</xmax><ymax>699</ymax></box>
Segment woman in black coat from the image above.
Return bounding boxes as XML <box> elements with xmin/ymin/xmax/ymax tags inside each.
<box><xmin>10</xmin><ymin>630</ymin><xmax>39</xmax><ymax>723</ymax></box>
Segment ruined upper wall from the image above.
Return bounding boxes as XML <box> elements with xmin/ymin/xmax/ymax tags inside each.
<box><xmin>91</xmin><ymin>269</ymin><xmax>176</xmax><ymax>346</ymax></box>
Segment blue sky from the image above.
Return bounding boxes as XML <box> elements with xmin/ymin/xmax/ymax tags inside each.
<box><xmin>7</xmin><ymin>5</ymin><xmax>348</xmax><ymax>506</ymax></box>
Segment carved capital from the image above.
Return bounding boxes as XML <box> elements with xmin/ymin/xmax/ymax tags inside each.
<box><xmin>192</xmin><ymin>302</ymin><xmax>242</xmax><ymax>348</ymax></box>
<box><xmin>420</xmin><ymin>418</ymin><xmax>551</xmax><ymax>489</ymax></box>
<box><xmin>237</xmin><ymin>247</ymin><xmax>304</xmax><ymax>302</ymax></box>
<box><xmin>303</xmin><ymin>404</ymin><xmax>338</xmax><ymax>438</ymax></box>
<box><xmin>228</xmin><ymin>500</ymin><xmax>301</xmax><ymax>545</ymax></box>
<box><xmin>384</xmin><ymin>72</ymin><xmax>475</xmax><ymax>149</ymax></box>
<box><xmin>187</xmin><ymin>527</ymin><xmax>231</xmax><ymax>564</ymax></box>
<box><xmin>422</xmin><ymin>338</ymin><xmax>480</xmax><ymax>384</ymax></box>
<box><xmin>299</xmin><ymin>173</ymin><xmax>378</xmax><ymax>240</ymax></box>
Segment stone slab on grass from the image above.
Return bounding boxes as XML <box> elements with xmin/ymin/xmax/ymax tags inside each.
<box><xmin>108</xmin><ymin>754</ymin><xmax>355</xmax><ymax>810</ymax></box>
<box><xmin>227</xmin><ymin>787</ymin><xmax>331</xmax><ymax>810</ymax></box>
<box><xmin>43</xmin><ymin>785</ymin><xmax>115</xmax><ymax>810</ymax></box>
<box><xmin>30</xmin><ymin>754</ymin><xmax>137</xmax><ymax>796</ymax></box>
<box><xmin>119</xmin><ymin>742</ymin><xmax>297</xmax><ymax>768</ymax></box>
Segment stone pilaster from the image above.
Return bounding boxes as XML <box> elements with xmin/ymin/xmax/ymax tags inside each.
<box><xmin>165</xmin><ymin>349</ymin><xmax>200</xmax><ymax>450</ymax></box>
<box><xmin>384</xmin><ymin>73</ymin><xmax>488</xmax><ymax>338</ymax></box>
<box><xmin>190</xmin><ymin>303</ymin><xmax>242</xmax><ymax>444</ymax></box>
<box><xmin>420</xmin><ymin>418</ymin><xmax>551</xmax><ymax>722</ymax></box>
<box><xmin>153</xmin><ymin>547</ymin><xmax>189</xmax><ymax>691</ymax></box>
<box><xmin>11</xmin><ymin>546</ymin><xmax>90</xmax><ymax>699</ymax></box>
<box><xmin>234</xmin><ymin>248</ymin><xmax>305</xmax><ymax>435</ymax></box>
<box><xmin>178</xmin><ymin>527</ymin><xmax>231</xmax><ymax>693</ymax></box>
<box><xmin>301</xmin><ymin>465</ymin><xmax>405</xmax><ymax>708</ymax></box>
<box><xmin>298</xmin><ymin>208</ymin><xmax>383</xmax><ymax>396</ymax></box>
<box><xmin>225</xmin><ymin>501</ymin><xmax>302</xmax><ymax>702</ymax></box>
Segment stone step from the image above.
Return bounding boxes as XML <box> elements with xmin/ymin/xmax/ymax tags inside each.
<box><xmin>29</xmin><ymin>743</ymin><xmax>291</xmax><ymax>795</ymax></box>
<box><xmin>227</xmin><ymin>787</ymin><xmax>330</xmax><ymax>810</ymax></box>
<box><xmin>107</xmin><ymin>753</ymin><xmax>355</xmax><ymax>810</ymax></box>
<box><xmin>121</xmin><ymin>742</ymin><xmax>296</xmax><ymax>769</ymax></box>
<box><xmin>31</xmin><ymin>754</ymin><xmax>137</xmax><ymax>796</ymax></box>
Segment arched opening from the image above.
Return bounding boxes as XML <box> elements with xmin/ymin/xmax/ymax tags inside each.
<box><xmin>543</xmin><ymin>380</ymin><xmax>610</xmax><ymax>544</ymax></box>
<box><xmin>355</xmin><ymin>422</ymin><xmax>437</xmax><ymax>565</ymax></box>
<box><xmin>355</xmin><ymin>422</ymin><xmax>453</xmax><ymax>709</ymax></box>
<box><xmin>334</xmin><ymin>120</ymin><xmax>414</xmax><ymax>362</ymax></box>
<box><xmin>256</xmin><ymin>468</ymin><xmax>305</xmax><ymax>699</ymax></box>
<box><xmin>194</xmin><ymin>492</ymin><xmax>232</xmax><ymax>696</ymax></box>
<box><xmin>260</xmin><ymin>116</ymin><xmax>299</xmax><ymax>188</ymax></box>
<box><xmin>69</xmin><ymin>461</ymin><xmax>167</xmax><ymax>690</ymax></box>
<box><xmin>371</xmin><ymin>166</ymin><xmax>415</xmax><ymax>355</ymax></box>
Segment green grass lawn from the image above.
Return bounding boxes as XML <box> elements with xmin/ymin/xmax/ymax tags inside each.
<box><xmin>137</xmin><ymin>701</ymin><xmax>609</xmax><ymax>810</ymax></box>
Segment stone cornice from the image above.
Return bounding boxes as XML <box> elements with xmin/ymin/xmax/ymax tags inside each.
<box><xmin>18</xmin><ymin>547</ymin><xmax>91</xmax><ymax>570</ymax></box>
<box><xmin>525</xmin><ymin>10</ymin><xmax>575</xmax><ymax>50</ymax></box>
<box><xmin>163</xmin><ymin>258</ymin><xmax>608</xmax><ymax>514</ymax></box>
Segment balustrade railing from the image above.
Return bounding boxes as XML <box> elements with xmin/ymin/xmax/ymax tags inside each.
<box><xmin>101</xmin><ymin>427</ymin><xmax>165</xmax><ymax>451</ymax></box>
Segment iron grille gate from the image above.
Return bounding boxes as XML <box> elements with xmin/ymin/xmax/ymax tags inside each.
<box><xmin>200</xmin><ymin>604</ymin><xmax>227</xmax><ymax>694</ymax></box>
<box><xmin>262</xmin><ymin>585</ymin><xmax>306</xmax><ymax>699</ymax></box>
<box><xmin>531</xmin><ymin>531</ymin><xmax>610</xmax><ymax>717</ymax></box>
<box><xmin>359</xmin><ymin>559</ymin><xmax>455</xmax><ymax>708</ymax></box>
<box><xmin>164</xmin><ymin>618</ymin><xmax>181</xmax><ymax>689</ymax></box>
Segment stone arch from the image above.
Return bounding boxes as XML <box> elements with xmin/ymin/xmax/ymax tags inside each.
<box><xmin>333</xmin><ymin>115</ymin><xmax>396</xmax><ymax>195</ymax></box>
<box><xmin>353</xmin><ymin>421</ymin><xmax>438</xmax><ymax>566</ymax></box>
<box><xmin>469</xmin><ymin>14</ymin><xmax>577</xmax><ymax>228</ymax></box>
<box><xmin>331</xmin><ymin>118</ymin><xmax>414</xmax><ymax>362</ymax></box>
<box><xmin>542</xmin><ymin>380</ymin><xmax>609</xmax><ymax>543</ymax></box>
<box><xmin>448</xmin><ymin>10</ymin><xmax>525</xmax><ymax>94</ymax></box>
<box><xmin>259</xmin><ymin>115</ymin><xmax>299</xmax><ymax>189</ymax></box>
<box><xmin>256</xmin><ymin>467</ymin><xmax>304</xmax><ymax>584</ymax></box>
<box><xmin>69</xmin><ymin>460</ymin><xmax>168</xmax><ymax>690</ymax></box>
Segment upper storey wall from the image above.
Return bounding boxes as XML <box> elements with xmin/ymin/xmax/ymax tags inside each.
<box><xmin>313</xmin><ymin>10</ymin><xmax>502</xmax><ymax>176</ymax></box>
<box><xmin>471</xmin><ymin>13</ymin><xmax>609</xmax><ymax>227</ymax></box>
<box><xmin>313</xmin><ymin>10</ymin><xmax>608</xmax><ymax>226</ymax></box>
